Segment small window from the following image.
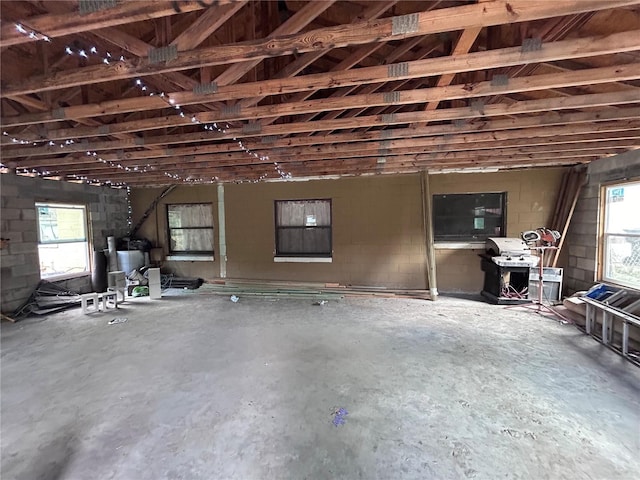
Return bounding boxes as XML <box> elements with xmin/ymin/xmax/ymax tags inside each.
<box><xmin>275</xmin><ymin>199</ymin><xmax>332</xmax><ymax>257</ymax></box>
<box><xmin>36</xmin><ymin>203</ymin><xmax>89</xmax><ymax>278</ymax></box>
<box><xmin>601</xmin><ymin>180</ymin><xmax>640</xmax><ymax>289</ymax></box>
<box><xmin>167</xmin><ymin>203</ymin><xmax>214</xmax><ymax>254</ymax></box>
<box><xmin>433</xmin><ymin>193</ymin><xmax>506</xmax><ymax>242</ymax></box>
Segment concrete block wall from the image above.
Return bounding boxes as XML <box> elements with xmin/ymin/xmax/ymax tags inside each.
<box><xmin>564</xmin><ymin>150</ymin><xmax>640</xmax><ymax>294</ymax></box>
<box><xmin>1</xmin><ymin>174</ymin><xmax>129</xmax><ymax>313</ymax></box>
<box><xmin>430</xmin><ymin>167</ymin><xmax>566</xmax><ymax>293</ymax></box>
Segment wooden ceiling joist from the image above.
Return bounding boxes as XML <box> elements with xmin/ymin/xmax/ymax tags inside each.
<box><xmin>4</xmin><ymin>27</ymin><xmax>640</xmax><ymax>128</ymax></box>
<box><xmin>2</xmin><ymin>1</ymin><xmax>639</xmax><ymax>184</ymax></box>
<box><xmin>10</xmin><ymin>62</ymin><xmax>639</xmax><ymax>143</ymax></box>
<box><xmin>10</xmin><ymin>115</ymin><xmax>640</xmax><ymax>169</ymax></box>
<box><xmin>1</xmin><ymin>0</ymin><xmax>635</xmax><ymax>97</ymax></box>
<box><xmin>0</xmin><ymin>1</ymin><xmax>215</xmax><ymax>47</ymax></box>
<box><xmin>3</xmin><ymin>90</ymin><xmax>639</xmax><ymax>161</ymax></box>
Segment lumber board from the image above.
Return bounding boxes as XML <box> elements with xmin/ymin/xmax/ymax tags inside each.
<box><xmin>15</xmin><ymin>63</ymin><xmax>640</xmax><ymax>142</ymax></box>
<box><xmin>2</xmin><ymin>91</ymin><xmax>638</xmax><ymax>161</ymax></box>
<box><xmin>1</xmin><ymin>0</ymin><xmax>636</xmax><ymax>97</ymax></box>
<box><xmin>4</xmin><ymin>28</ymin><xmax>640</xmax><ymax>125</ymax></box>
<box><xmin>0</xmin><ymin>1</ymin><xmax>212</xmax><ymax>47</ymax></box>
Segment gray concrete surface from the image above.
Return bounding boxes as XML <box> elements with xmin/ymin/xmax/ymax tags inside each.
<box><xmin>1</xmin><ymin>294</ymin><xmax>639</xmax><ymax>479</ymax></box>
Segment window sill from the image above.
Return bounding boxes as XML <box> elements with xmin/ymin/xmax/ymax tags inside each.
<box><xmin>166</xmin><ymin>255</ymin><xmax>214</xmax><ymax>262</ymax></box>
<box><xmin>434</xmin><ymin>242</ymin><xmax>485</xmax><ymax>250</ymax></box>
<box><xmin>274</xmin><ymin>256</ymin><xmax>333</xmax><ymax>263</ymax></box>
<box><xmin>41</xmin><ymin>271</ymin><xmax>91</xmax><ymax>282</ymax></box>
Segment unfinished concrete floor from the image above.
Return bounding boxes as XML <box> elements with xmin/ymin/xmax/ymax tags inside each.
<box><xmin>1</xmin><ymin>293</ymin><xmax>639</xmax><ymax>479</ymax></box>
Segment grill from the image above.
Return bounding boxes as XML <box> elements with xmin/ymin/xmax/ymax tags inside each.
<box><xmin>480</xmin><ymin>237</ymin><xmax>538</xmax><ymax>304</ymax></box>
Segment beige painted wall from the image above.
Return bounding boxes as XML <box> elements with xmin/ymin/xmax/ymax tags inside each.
<box><xmin>431</xmin><ymin>167</ymin><xmax>566</xmax><ymax>293</ymax></box>
<box><xmin>132</xmin><ymin>185</ymin><xmax>220</xmax><ymax>280</ymax></box>
<box><xmin>131</xmin><ymin>174</ymin><xmax>427</xmax><ymax>288</ymax></box>
<box><xmin>130</xmin><ymin>167</ymin><xmax>565</xmax><ymax>292</ymax></box>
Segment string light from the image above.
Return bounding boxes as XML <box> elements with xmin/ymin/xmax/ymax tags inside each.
<box><xmin>63</xmin><ymin>44</ymin><xmax>125</xmax><ymax>64</ymax></box>
<box><xmin>126</xmin><ymin>186</ymin><xmax>133</xmax><ymax>227</ymax></box>
<box><xmin>15</xmin><ymin>23</ymin><xmax>50</xmax><ymax>42</ymax></box>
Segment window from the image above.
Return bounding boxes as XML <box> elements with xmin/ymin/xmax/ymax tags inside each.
<box><xmin>167</xmin><ymin>203</ymin><xmax>214</xmax><ymax>254</ymax></box>
<box><xmin>275</xmin><ymin>199</ymin><xmax>332</xmax><ymax>257</ymax></box>
<box><xmin>601</xmin><ymin>180</ymin><xmax>640</xmax><ymax>289</ymax></box>
<box><xmin>36</xmin><ymin>203</ymin><xmax>89</xmax><ymax>278</ymax></box>
<box><xmin>433</xmin><ymin>193</ymin><xmax>506</xmax><ymax>242</ymax></box>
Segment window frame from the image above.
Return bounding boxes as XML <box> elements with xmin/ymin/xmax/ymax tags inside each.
<box><xmin>274</xmin><ymin>198</ymin><xmax>332</xmax><ymax>258</ymax></box>
<box><xmin>166</xmin><ymin>202</ymin><xmax>215</xmax><ymax>256</ymax></box>
<box><xmin>35</xmin><ymin>202</ymin><xmax>90</xmax><ymax>279</ymax></box>
<box><xmin>599</xmin><ymin>178</ymin><xmax>640</xmax><ymax>290</ymax></box>
<box><xmin>432</xmin><ymin>192</ymin><xmax>507</xmax><ymax>244</ymax></box>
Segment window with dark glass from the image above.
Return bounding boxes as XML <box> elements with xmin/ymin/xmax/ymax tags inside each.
<box><xmin>433</xmin><ymin>193</ymin><xmax>506</xmax><ymax>242</ymax></box>
<box><xmin>275</xmin><ymin>199</ymin><xmax>332</xmax><ymax>256</ymax></box>
<box><xmin>167</xmin><ymin>203</ymin><xmax>214</xmax><ymax>254</ymax></box>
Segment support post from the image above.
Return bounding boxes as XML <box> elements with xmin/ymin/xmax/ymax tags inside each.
<box><xmin>421</xmin><ymin>170</ymin><xmax>438</xmax><ymax>300</ymax></box>
<box><xmin>217</xmin><ymin>183</ymin><xmax>227</xmax><ymax>279</ymax></box>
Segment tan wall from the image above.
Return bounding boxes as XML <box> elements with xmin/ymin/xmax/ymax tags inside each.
<box><xmin>131</xmin><ymin>185</ymin><xmax>220</xmax><ymax>280</ymax></box>
<box><xmin>131</xmin><ymin>175</ymin><xmax>427</xmax><ymax>288</ymax></box>
<box><xmin>431</xmin><ymin>167</ymin><xmax>566</xmax><ymax>293</ymax></box>
<box><xmin>130</xmin><ymin>168</ymin><xmax>565</xmax><ymax>292</ymax></box>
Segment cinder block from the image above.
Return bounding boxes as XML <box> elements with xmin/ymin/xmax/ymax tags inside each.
<box><xmin>569</xmin><ymin>245</ymin><xmax>587</xmax><ymax>258</ymax></box>
<box><xmin>4</xmin><ymin>197</ymin><xmax>35</xmax><ymax>210</ymax></box>
<box><xmin>1</xmin><ymin>209</ymin><xmax>21</xmax><ymax>220</ymax></box>
<box><xmin>2</xmin><ymin>275</ymin><xmax>28</xmax><ymax>290</ymax></box>
<box><xmin>147</xmin><ymin>267</ymin><xmax>161</xmax><ymax>284</ymax></box>
<box><xmin>1</xmin><ymin>232</ymin><xmax>23</xmax><ymax>243</ymax></box>
<box><xmin>0</xmin><ymin>184</ymin><xmax>19</xmax><ymax>196</ymax></box>
<box><xmin>12</xmin><ymin>263</ymin><xmax>40</xmax><ymax>277</ymax></box>
<box><xmin>9</xmin><ymin>220</ymin><xmax>36</xmax><ymax>232</ymax></box>
<box><xmin>0</xmin><ymin>254</ymin><xmax>25</xmax><ymax>268</ymax></box>
<box><xmin>576</xmin><ymin>257</ymin><xmax>595</xmax><ymax>272</ymax></box>
<box><xmin>22</xmin><ymin>231</ymin><xmax>38</xmax><ymax>242</ymax></box>
<box><xmin>20</xmin><ymin>209</ymin><xmax>36</xmax><ymax>220</ymax></box>
<box><xmin>8</xmin><ymin>242</ymin><xmax>37</xmax><ymax>255</ymax></box>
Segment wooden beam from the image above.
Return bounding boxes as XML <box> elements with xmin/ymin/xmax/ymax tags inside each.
<box><xmin>3</xmin><ymin>0</ymin><xmax>636</xmax><ymax>96</ymax></box>
<box><xmin>4</xmin><ymin>28</ymin><xmax>639</xmax><ymax>127</ymax></box>
<box><xmin>48</xmin><ymin>153</ymin><xmax>603</xmax><ymax>185</ymax></box>
<box><xmin>3</xmin><ymin>92</ymin><xmax>639</xmax><ymax>159</ymax></box>
<box><xmin>12</xmin><ymin>118</ymin><xmax>640</xmax><ymax>168</ymax></box>
<box><xmin>424</xmin><ymin>27</ymin><xmax>482</xmax><ymax>112</ymax></box>
<box><xmin>25</xmin><ymin>132</ymin><xmax>639</xmax><ymax>171</ymax></box>
<box><xmin>0</xmin><ymin>1</ymin><xmax>212</xmax><ymax>47</ymax></box>
<box><xmin>170</xmin><ymin>2</ymin><xmax>247</xmax><ymax>51</ymax></box>
<box><xmin>238</xmin><ymin>0</ymin><xmax>400</xmax><ymax>110</ymax></box>
<box><xmin>14</xmin><ymin>63</ymin><xmax>640</xmax><ymax>142</ymax></box>
<box><xmin>213</xmin><ymin>1</ymin><xmax>335</xmax><ymax>86</ymax></box>
<box><xmin>52</xmin><ymin>153</ymin><xmax>597</xmax><ymax>186</ymax></box>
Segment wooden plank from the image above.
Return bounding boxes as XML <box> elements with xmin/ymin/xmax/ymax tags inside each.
<box><xmin>422</xmin><ymin>171</ymin><xmax>438</xmax><ymax>299</ymax></box>
<box><xmin>23</xmin><ymin>133</ymin><xmax>638</xmax><ymax>171</ymax></box>
<box><xmin>3</xmin><ymin>92</ymin><xmax>639</xmax><ymax>160</ymax></box>
<box><xmin>30</xmin><ymin>145</ymin><xmax>627</xmax><ymax>176</ymax></box>
<box><xmin>0</xmin><ymin>1</ymin><xmax>212</xmax><ymax>47</ymax></box>
<box><xmin>213</xmin><ymin>0</ymin><xmax>335</xmax><ymax>86</ymax></box>
<box><xmin>170</xmin><ymin>2</ymin><xmax>248</xmax><ymax>52</ymax></box>
<box><xmin>2</xmin><ymin>0</ymin><xmax>636</xmax><ymax>97</ymax></box>
<box><xmin>12</xmin><ymin>62</ymin><xmax>640</xmax><ymax>142</ymax></box>
<box><xmin>424</xmin><ymin>27</ymin><xmax>483</xmax><ymax>112</ymax></box>
<box><xmin>552</xmin><ymin>169</ymin><xmax>587</xmax><ymax>267</ymax></box>
<box><xmin>5</xmin><ymin>28</ymin><xmax>640</xmax><ymax>126</ymax></box>
<box><xmin>51</xmin><ymin>154</ymin><xmax>601</xmax><ymax>185</ymax></box>
<box><xmin>19</xmin><ymin>129</ymin><xmax>640</xmax><ymax>169</ymax></box>
<box><xmin>12</xmin><ymin>116</ymin><xmax>638</xmax><ymax>169</ymax></box>
<box><xmin>238</xmin><ymin>0</ymin><xmax>399</xmax><ymax>110</ymax></box>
